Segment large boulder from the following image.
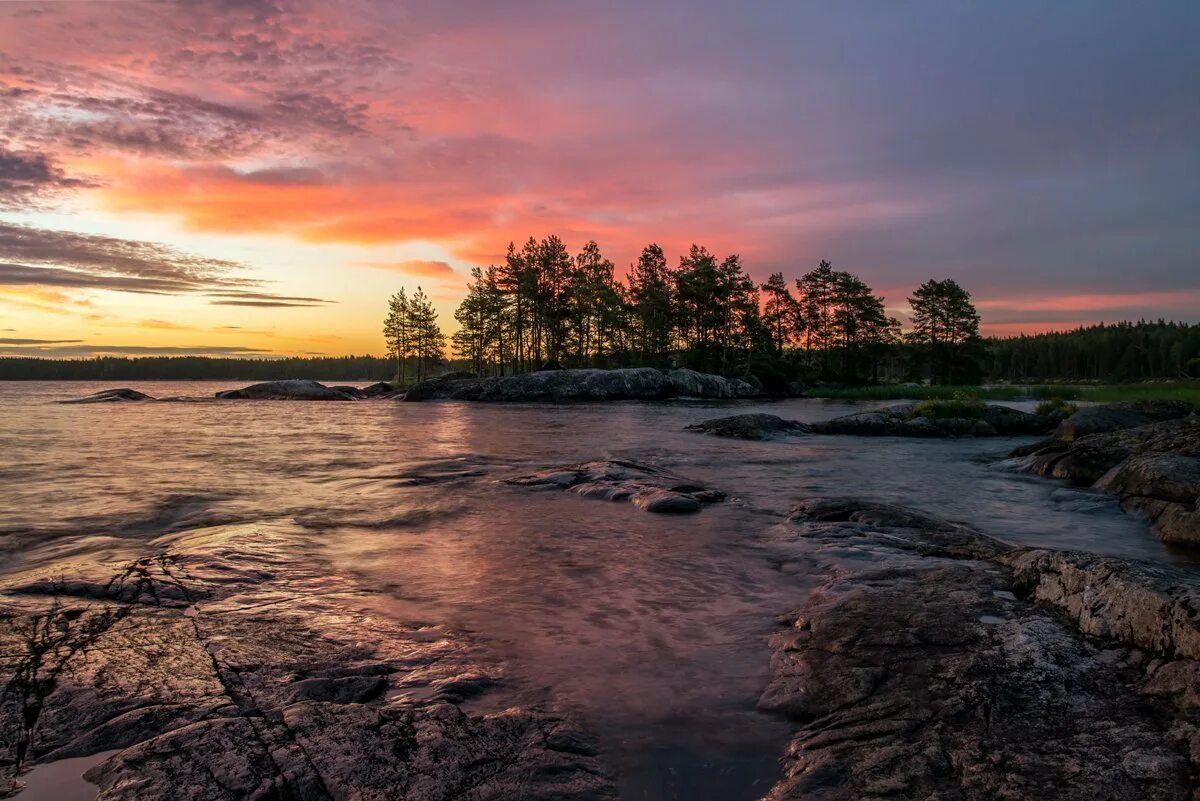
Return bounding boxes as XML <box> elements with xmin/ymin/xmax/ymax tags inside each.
<box><xmin>60</xmin><ymin>388</ymin><xmax>155</xmax><ymax>404</ymax></box>
<box><xmin>214</xmin><ymin>379</ymin><xmax>359</xmax><ymax>400</ymax></box>
<box><xmin>685</xmin><ymin>413</ymin><xmax>810</xmax><ymax>440</ymax></box>
<box><xmin>1055</xmin><ymin>399</ymin><xmax>1195</xmax><ymax>441</ymax></box>
<box><xmin>665</xmin><ymin>368</ymin><xmax>757</xmax><ymax>398</ymax></box>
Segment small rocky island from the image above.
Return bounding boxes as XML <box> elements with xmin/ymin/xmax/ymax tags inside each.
<box><xmin>61</xmin><ymin>368</ymin><xmax>762</xmax><ymax>404</ymax></box>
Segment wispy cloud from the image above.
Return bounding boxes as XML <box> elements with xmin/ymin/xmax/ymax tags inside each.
<box><xmin>356</xmin><ymin>259</ymin><xmax>460</xmax><ymax>280</ymax></box>
<box><xmin>0</xmin><ymin>342</ymin><xmax>272</xmax><ymax>357</ymax></box>
<box><xmin>206</xmin><ymin>290</ymin><xmax>334</xmax><ymax>307</ymax></box>
<box><xmin>0</xmin><ymin>337</ymin><xmax>83</xmax><ymax>345</ymax></box>
<box><xmin>0</xmin><ymin>222</ymin><xmax>252</xmax><ymax>294</ymax></box>
<box><xmin>0</xmin><ymin>223</ymin><xmax>335</xmax><ymax>305</ymax></box>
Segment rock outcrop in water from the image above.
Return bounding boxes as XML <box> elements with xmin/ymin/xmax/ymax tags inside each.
<box><xmin>404</xmin><ymin>367</ymin><xmax>761</xmax><ymax>402</ymax></box>
<box><xmin>60</xmin><ymin>388</ymin><xmax>155</xmax><ymax>404</ymax></box>
<box><xmin>214</xmin><ymin>379</ymin><xmax>360</xmax><ymax>400</ymax></box>
<box><xmin>506</xmin><ymin>459</ymin><xmax>725</xmax><ymax>513</ymax></box>
<box><xmin>685</xmin><ymin>413</ymin><xmax>810</xmax><ymax>440</ymax></box>
<box><xmin>759</xmin><ymin>498</ymin><xmax>1197</xmax><ymax>800</ymax></box>
<box><xmin>1011</xmin><ymin>415</ymin><xmax>1200</xmax><ymax>545</ymax></box>
<box><xmin>0</xmin><ymin>522</ymin><xmax>614</xmax><ymax>800</ymax></box>
<box><xmin>1054</xmin><ymin>399</ymin><xmax>1195</xmax><ymax>441</ymax></box>
<box><xmin>812</xmin><ymin>402</ymin><xmax>1054</xmax><ymax>438</ymax></box>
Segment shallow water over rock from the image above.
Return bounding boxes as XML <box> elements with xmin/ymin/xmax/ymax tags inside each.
<box><xmin>2</xmin><ymin>381</ymin><xmax>1197</xmax><ymax>800</ymax></box>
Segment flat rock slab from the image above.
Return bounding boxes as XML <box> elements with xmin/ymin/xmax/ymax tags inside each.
<box><xmin>59</xmin><ymin>388</ymin><xmax>155</xmax><ymax>404</ymax></box>
<box><xmin>685</xmin><ymin>413</ymin><xmax>811</xmax><ymax>440</ymax></box>
<box><xmin>505</xmin><ymin>459</ymin><xmax>725</xmax><ymax>514</ymax></box>
<box><xmin>1011</xmin><ymin>416</ymin><xmax>1200</xmax><ymax>545</ymax></box>
<box><xmin>758</xmin><ymin>497</ymin><xmax>1198</xmax><ymax>801</ymax></box>
<box><xmin>0</xmin><ymin>521</ymin><xmax>613</xmax><ymax>800</ymax></box>
<box><xmin>812</xmin><ymin>403</ymin><xmax>1054</xmax><ymax>438</ymax></box>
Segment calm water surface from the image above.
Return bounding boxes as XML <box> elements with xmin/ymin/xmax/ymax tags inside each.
<box><xmin>2</xmin><ymin>380</ymin><xmax>1194</xmax><ymax>800</ymax></box>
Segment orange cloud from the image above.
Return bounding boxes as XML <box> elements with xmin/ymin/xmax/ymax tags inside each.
<box><xmin>356</xmin><ymin>259</ymin><xmax>460</xmax><ymax>280</ymax></box>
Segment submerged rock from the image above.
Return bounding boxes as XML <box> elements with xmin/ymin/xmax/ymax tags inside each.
<box><xmin>759</xmin><ymin>497</ymin><xmax>1197</xmax><ymax>801</ymax></box>
<box><xmin>685</xmin><ymin>413</ymin><xmax>810</xmax><ymax>440</ymax></box>
<box><xmin>60</xmin><ymin>388</ymin><xmax>155</xmax><ymax>404</ymax></box>
<box><xmin>1055</xmin><ymin>399</ymin><xmax>1195</xmax><ymax>441</ymax></box>
<box><xmin>404</xmin><ymin>367</ymin><xmax>762</xmax><ymax>402</ymax></box>
<box><xmin>813</xmin><ymin>402</ymin><xmax>1054</xmax><ymax>437</ymax></box>
<box><xmin>0</xmin><ymin>522</ymin><xmax>614</xmax><ymax>800</ymax></box>
<box><xmin>1011</xmin><ymin>416</ymin><xmax>1200</xmax><ymax>545</ymax></box>
<box><xmin>214</xmin><ymin>379</ymin><xmax>359</xmax><ymax>400</ymax></box>
<box><xmin>506</xmin><ymin>459</ymin><xmax>725</xmax><ymax>514</ymax></box>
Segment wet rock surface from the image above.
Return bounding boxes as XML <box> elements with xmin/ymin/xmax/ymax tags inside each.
<box><xmin>505</xmin><ymin>459</ymin><xmax>725</xmax><ymax>514</ymax></box>
<box><xmin>60</xmin><ymin>388</ymin><xmax>155</xmax><ymax>404</ymax></box>
<box><xmin>403</xmin><ymin>367</ymin><xmax>762</xmax><ymax>402</ymax></box>
<box><xmin>0</xmin><ymin>521</ymin><xmax>614</xmax><ymax>800</ymax></box>
<box><xmin>812</xmin><ymin>402</ymin><xmax>1054</xmax><ymax>438</ymax></box>
<box><xmin>1012</xmin><ymin>416</ymin><xmax>1200</xmax><ymax>545</ymax></box>
<box><xmin>759</xmin><ymin>498</ymin><xmax>1198</xmax><ymax>801</ymax></box>
<box><xmin>1055</xmin><ymin>400</ymin><xmax>1195</xmax><ymax>441</ymax></box>
<box><xmin>685</xmin><ymin>413</ymin><xmax>810</xmax><ymax>440</ymax></box>
<box><xmin>214</xmin><ymin>379</ymin><xmax>361</xmax><ymax>401</ymax></box>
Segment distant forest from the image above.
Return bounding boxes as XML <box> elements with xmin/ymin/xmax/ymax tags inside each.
<box><xmin>0</xmin><ymin>355</ymin><xmax>395</xmax><ymax>382</ymax></box>
<box><xmin>983</xmin><ymin>321</ymin><xmax>1200</xmax><ymax>383</ymax></box>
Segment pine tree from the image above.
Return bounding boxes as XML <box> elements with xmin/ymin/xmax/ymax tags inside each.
<box><xmin>409</xmin><ymin>286</ymin><xmax>446</xmax><ymax>381</ymax></box>
<box><xmin>907</xmin><ymin>278</ymin><xmax>981</xmax><ymax>384</ymax></box>
<box><xmin>761</xmin><ymin>272</ymin><xmax>802</xmax><ymax>355</ymax></box>
<box><xmin>382</xmin><ymin>288</ymin><xmax>412</xmax><ymax>383</ymax></box>
<box><xmin>627</xmin><ymin>244</ymin><xmax>673</xmax><ymax>363</ymax></box>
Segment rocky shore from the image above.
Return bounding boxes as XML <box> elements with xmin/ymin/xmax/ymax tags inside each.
<box><xmin>5</xmin><ymin>494</ymin><xmax>1199</xmax><ymax>800</ymax></box>
<box><xmin>0</xmin><ymin>522</ymin><xmax>613</xmax><ymax>800</ymax></box>
<box><xmin>760</xmin><ymin>498</ymin><xmax>1198</xmax><ymax>800</ymax></box>
<box><xmin>402</xmin><ymin>368</ymin><xmax>760</xmax><ymax>402</ymax></box>
<box><xmin>812</xmin><ymin>402</ymin><xmax>1056</xmax><ymax>437</ymax></box>
<box><xmin>1011</xmin><ymin>404</ymin><xmax>1199</xmax><ymax>545</ymax></box>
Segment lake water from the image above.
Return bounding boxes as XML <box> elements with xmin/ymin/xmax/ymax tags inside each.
<box><xmin>2</xmin><ymin>380</ymin><xmax>1194</xmax><ymax>800</ymax></box>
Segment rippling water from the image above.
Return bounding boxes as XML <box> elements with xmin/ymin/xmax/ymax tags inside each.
<box><xmin>2</xmin><ymin>380</ymin><xmax>1195</xmax><ymax>800</ymax></box>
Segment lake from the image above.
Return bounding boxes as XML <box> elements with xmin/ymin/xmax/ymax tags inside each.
<box><xmin>1</xmin><ymin>381</ymin><xmax>1192</xmax><ymax>800</ymax></box>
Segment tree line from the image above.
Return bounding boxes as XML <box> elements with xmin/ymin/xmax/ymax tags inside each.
<box><xmin>985</xmin><ymin>320</ymin><xmax>1200</xmax><ymax>382</ymax></box>
<box><xmin>444</xmin><ymin>236</ymin><xmax>984</xmax><ymax>387</ymax></box>
<box><xmin>0</xmin><ymin>355</ymin><xmax>395</xmax><ymax>381</ymax></box>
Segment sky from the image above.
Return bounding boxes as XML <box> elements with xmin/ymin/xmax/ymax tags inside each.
<box><xmin>0</xmin><ymin>0</ymin><xmax>1197</xmax><ymax>358</ymax></box>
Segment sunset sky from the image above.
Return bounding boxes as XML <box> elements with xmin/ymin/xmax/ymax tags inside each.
<box><xmin>1</xmin><ymin>1</ymin><xmax>1197</xmax><ymax>358</ymax></box>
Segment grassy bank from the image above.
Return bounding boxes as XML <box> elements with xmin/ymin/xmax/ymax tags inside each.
<box><xmin>803</xmin><ymin>381</ymin><xmax>1200</xmax><ymax>406</ymax></box>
